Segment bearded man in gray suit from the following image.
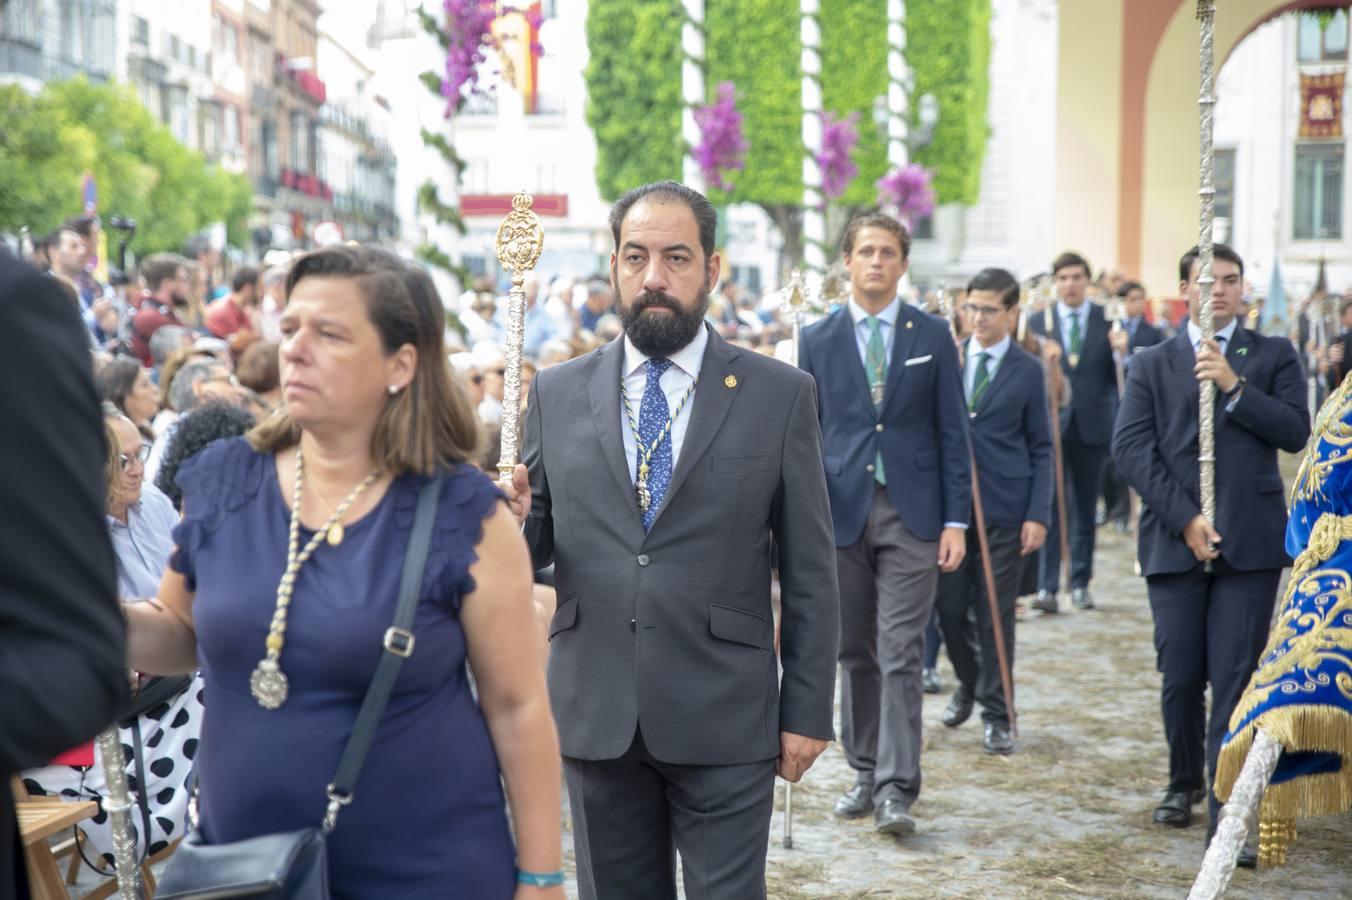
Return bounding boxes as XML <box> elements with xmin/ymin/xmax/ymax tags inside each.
<box><xmin>509</xmin><ymin>181</ymin><xmax>839</xmax><ymax>900</ymax></box>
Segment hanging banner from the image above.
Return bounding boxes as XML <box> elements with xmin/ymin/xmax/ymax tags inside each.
<box><xmin>1300</xmin><ymin>72</ymin><xmax>1344</xmax><ymax>138</ymax></box>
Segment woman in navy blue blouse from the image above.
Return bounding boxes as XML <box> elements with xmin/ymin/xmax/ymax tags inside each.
<box><xmin>124</xmin><ymin>245</ymin><xmax>563</xmax><ymax>898</ymax></box>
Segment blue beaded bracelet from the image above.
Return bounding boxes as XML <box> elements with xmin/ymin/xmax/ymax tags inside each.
<box><xmin>517</xmin><ymin>869</ymin><xmax>565</xmax><ymax>887</ymax></box>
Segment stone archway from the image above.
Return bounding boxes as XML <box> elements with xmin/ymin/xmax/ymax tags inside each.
<box><xmin>1054</xmin><ymin>0</ymin><xmax>1349</xmax><ymax>293</ymax></box>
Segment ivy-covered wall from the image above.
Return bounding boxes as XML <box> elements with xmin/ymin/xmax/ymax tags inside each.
<box><xmin>583</xmin><ymin>0</ymin><xmax>990</xmax><ymax>209</ymax></box>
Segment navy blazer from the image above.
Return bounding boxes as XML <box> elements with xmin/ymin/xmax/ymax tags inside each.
<box><xmin>800</xmin><ymin>303</ymin><xmax>971</xmax><ymax>546</ymax></box>
<box><xmin>1129</xmin><ymin>319</ymin><xmax>1166</xmax><ymax>353</ymax></box>
<box><xmin>1111</xmin><ymin>327</ymin><xmax>1309</xmax><ymax>576</ymax></box>
<box><xmin>964</xmin><ymin>339</ymin><xmax>1054</xmax><ymax>530</ymax></box>
<box><xmin>1030</xmin><ymin>302</ymin><xmax>1118</xmax><ymax>446</ymax></box>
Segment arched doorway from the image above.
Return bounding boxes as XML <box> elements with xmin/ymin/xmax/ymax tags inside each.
<box><xmin>1055</xmin><ymin>0</ymin><xmax>1350</xmax><ymax>294</ymax></box>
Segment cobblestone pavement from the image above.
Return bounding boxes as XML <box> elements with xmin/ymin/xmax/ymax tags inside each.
<box><xmin>556</xmin><ymin>525</ymin><xmax>1351</xmax><ymax>899</ymax></box>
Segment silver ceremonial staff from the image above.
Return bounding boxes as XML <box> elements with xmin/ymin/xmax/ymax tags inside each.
<box><xmin>1188</xmin><ymin>2</ymin><xmax>1281</xmax><ymax>894</ymax></box>
<box><xmin>493</xmin><ymin>192</ymin><xmax>545</xmax><ymax>487</ymax></box>
<box><xmin>96</xmin><ymin>724</ymin><xmax>145</xmax><ymax>899</ymax></box>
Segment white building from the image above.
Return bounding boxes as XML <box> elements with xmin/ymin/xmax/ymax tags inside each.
<box><xmin>1215</xmin><ymin>10</ymin><xmax>1351</xmax><ymax>300</ymax></box>
<box><xmin>123</xmin><ymin>0</ymin><xmax>215</xmax><ymax>152</ymax></box>
<box><xmin>0</xmin><ymin>0</ymin><xmax>119</xmax><ymax>91</ymax></box>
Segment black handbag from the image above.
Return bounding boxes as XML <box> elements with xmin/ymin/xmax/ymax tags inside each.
<box><xmin>156</xmin><ymin>476</ymin><xmax>443</xmax><ymax>900</ymax></box>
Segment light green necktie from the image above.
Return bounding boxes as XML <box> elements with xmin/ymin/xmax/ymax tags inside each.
<box><xmin>969</xmin><ymin>352</ymin><xmax>991</xmax><ymax>411</ymax></box>
<box><xmin>865</xmin><ymin>316</ymin><xmax>887</xmax><ymax>485</ymax></box>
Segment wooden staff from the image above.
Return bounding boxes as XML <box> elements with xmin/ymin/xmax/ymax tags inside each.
<box><xmin>938</xmin><ymin>288</ymin><xmax>1017</xmax><ymax>733</ymax></box>
<box><xmin>493</xmin><ymin>192</ymin><xmax>545</xmax><ymax>487</ymax></box>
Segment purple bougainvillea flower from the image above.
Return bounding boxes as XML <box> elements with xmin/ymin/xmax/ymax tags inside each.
<box><xmin>692</xmin><ymin>82</ymin><xmax>749</xmax><ymax>192</ymax></box>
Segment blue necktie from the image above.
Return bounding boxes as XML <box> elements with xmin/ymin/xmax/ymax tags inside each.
<box><xmin>638</xmin><ymin>358</ymin><xmax>675</xmax><ymax>531</ymax></box>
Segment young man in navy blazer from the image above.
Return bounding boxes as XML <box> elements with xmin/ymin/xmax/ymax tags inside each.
<box><xmin>799</xmin><ymin>212</ymin><xmax>971</xmax><ymax>836</ymax></box>
<box><xmin>1029</xmin><ymin>252</ymin><xmax>1129</xmax><ymax>611</ymax></box>
<box><xmin>935</xmin><ymin>269</ymin><xmax>1053</xmax><ymax>755</ymax></box>
<box><xmin>1112</xmin><ymin>243</ymin><xmax>1307</xmax><ymax>863</ymax></box>
<box><xmin>1102</xmin><ymin>281</ymin><xmax>1168</xmax><ymax>531</ymax></box>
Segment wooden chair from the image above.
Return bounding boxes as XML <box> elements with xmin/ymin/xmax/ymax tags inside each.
<box><xmin>11</xmin><ymin>775</ymin><xmax>180</xmax><ymax>899</ymax></box>
<box><xmin>12</xmin><ymin>776</ymin><xmax>99</xmax><ymax>900</ymax></box>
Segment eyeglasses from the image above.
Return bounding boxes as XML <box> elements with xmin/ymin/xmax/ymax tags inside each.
<box><xmin>118</xmin><ymin>444</ymin><xmax>152</xmax><ymax>468</ymax></box>
<box><xmin>962</xmin><ymin>304</ymin><xmax>1006</xmax><ymax>320</ymax></box>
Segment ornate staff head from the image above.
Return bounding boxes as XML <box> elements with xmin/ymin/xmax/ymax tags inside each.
<box><xmin>493</xmin><ymin>192</ymin><xmax>545</xmax><ymax>484</ymax></box>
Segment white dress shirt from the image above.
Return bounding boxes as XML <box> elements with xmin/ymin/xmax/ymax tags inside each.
<box><xmin>964</xmin><ymin>334</ymin><xmax>1012</xmax><ymax>401</ymax></box>
<box><xmin>620</xmin><ymin>324</ymin><xmax>709</xmax><ymax>483</ymax></box>
<box><xmin>847</xmin><ymin>296</ymin><xmax>900</xmax><ymax>369</ymax></box>
<box><xmin>1057</xmin><ymin>300</ymin><xmax>1089</xmax><ymax>348</ymax></box>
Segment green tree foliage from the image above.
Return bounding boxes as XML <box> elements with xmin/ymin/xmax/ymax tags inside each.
<box><xmin>583</xmin><ymin>0</ymin><xmax>992</xmax><ymax>261</ymax></box>
<box><xmin>0</xmin><ymin>78</ymin><xmax>251</xmax><ymax>253</ymax></box>
<box><xmin>908</xmin><ymin>0</ymin><xmax>991</xmax><ymax>206</ymax></box>
<box><xmin>584</xmin><ymin>1</ymin><xmax>684</xmax><ymax>202</ymax></box>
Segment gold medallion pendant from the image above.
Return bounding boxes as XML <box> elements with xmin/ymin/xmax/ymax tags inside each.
<box><xmin>327</xmin><ymin>522</ymin><xmax>344</xmax><ymax>546</ymax></box>
<box><xmin>1068</xmin><ymin>353</ymin><xmax>1080</xmax><ymax>368</ymax></box>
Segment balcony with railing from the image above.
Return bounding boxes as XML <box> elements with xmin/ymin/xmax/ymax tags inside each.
<box><xmin>0</xmin><ymin>37</ymin><xmax>42</xmax><ymax>80</ymax></box>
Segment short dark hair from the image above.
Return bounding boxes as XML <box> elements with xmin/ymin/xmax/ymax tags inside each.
<box><xmin>63</xmin><ymin>215</ymin><xmax>97</xmax><ymax>239</ymax></box>
<box><xmin>1051</xmin><ymin>252</ymin><xmax>1091</xmax><ymax>277</ymax></box>
<box><xmin>231</xmin><ymin>265</ymin><xmax>262</xmax><ymax>293</ymax></box>
<box><xmin>1178</xmin><ymin>243</ymin><xmax>1244</xmax><ymax>284</ymax></box>
<box><xmin>966</xmin><ymin>268</ymin><xmax>1020</xmax><ymax>309</ymax></box>
<box><xmin>841</xmin><ymin>211</ymin><xmax>911</xmax><ymax>260</ymax></box>
<box><xmin>609</xmin><ymin>181</ymin><xmax>717</xmax><ymax>262</ymax></box>
<box><xmin>1117</xmin><ymin>280</ymin><xmax>1145</xmax><ymax>298</ymax></box>
<box><xmin>140</xmin><ymin>253</ymin><xmax>184</xmax><ymax>291</ymax></box>
<box><xmin>236</xmin><ymin>340</ymin><xmax>279</xmax><ymax>394</ymax></box>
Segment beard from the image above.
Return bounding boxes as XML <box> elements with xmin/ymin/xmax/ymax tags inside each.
<box><xmin>618</xmin><ymin>284</ymin><xmax>711</xmax><ymax>358</ymax></box>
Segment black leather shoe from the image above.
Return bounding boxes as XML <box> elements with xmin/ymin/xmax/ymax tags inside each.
<box><xmin>1032</xmin><ymin>590</ymin><xmax>1058</xmax><ymax>614</ymax></box>
<box><xmin>941</xmin><ymin>688</ymin><xmax>974</xmax><ymax>728</ymax></box>
<box><xmin>1071</xmin><ymin>587</ymin><xmax>1095</xmax><ymax>610</ymax></box>
<box><xmin>983</xmin><ymin>722</ymin><xmax>1014</xmax><ymax>754</ymax></box>
<box><xmin>1153</xmin><ymin>791</ymin><xmax>1193</xmax><ymax>827</ymax></box>
<box><xmin>874</xmin><ymin>799</ymin><xmax>915</xmax><ymax>836</ymax></box>
<box><xmin>833</xmin><ymin>784</ymin><xmax>873</xmax><ymax>819</ymax></box>
<box><xmin>1236</xmin><ymin>846</ymin><xmax>1257</xmax><ymax>869</ymax></box>
<box><xmin>922</xmin><ymin>667</ymin><xmax>942</xmax><ymax>694</ymax></box>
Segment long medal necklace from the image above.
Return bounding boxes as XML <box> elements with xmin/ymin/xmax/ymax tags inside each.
<box><xmin>250</xmin><ymin>445</ymin><xmax>380</xmax><ymax>710</ymax></box>
<box><xmin>620</xmin><ymin>374</ymin><xmax>697</xmax><ymax>513</ymax></box>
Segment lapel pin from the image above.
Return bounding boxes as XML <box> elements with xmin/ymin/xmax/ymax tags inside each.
<box><xmin>905</xmin><ymin>321</ymin><xmax>914</xmax><ymax>329</ymax></box>
<box><xmin>1237</xmin><ymin>347</ymin><xmax>1248</xmax><ymax>356</ymax></box>
<box><xmin>724</xmin><ymin>375</ymin><xmax>738</xmax><ymax>388</ymax></box>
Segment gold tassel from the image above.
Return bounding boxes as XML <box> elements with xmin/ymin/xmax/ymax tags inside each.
<box><xmin>1258</xmin><ymin>816</ymin><xmax>1296</xmax><ymax>868</ymax></box>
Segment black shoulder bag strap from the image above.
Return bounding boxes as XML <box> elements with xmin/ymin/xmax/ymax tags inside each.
<box><xmin>321</xmin><ymin>474</ymin><xmax>442</xmax><ymax>832</ymax></box>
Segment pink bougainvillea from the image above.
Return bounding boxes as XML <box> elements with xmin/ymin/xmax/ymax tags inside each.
<box><xmin>692</xmin><ymin>82</ymin><xmax>749</xmax><ymax>192</ymax></box>
<box><xmin>876</xmin><ymin>163</ymin><xmax>936</xmax><ymax>226</ymax></box>
<box><xmin>817</xmin><ymin>111</ymin><xmax>860</xmax><ymax>200</ymax></box>
<box><xmin>442</xmin><ymin>0</ymin><xmax>545</xmax><ymax>119</ymax></box>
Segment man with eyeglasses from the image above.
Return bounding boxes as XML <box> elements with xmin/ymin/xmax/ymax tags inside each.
<box><xmin>934</xmin><ymin>269</ymin><xmax>1053</xmax><ymax>755</ymax></box>
<box><xmin>105</xmin><ymin>411</ymin><xmax>180</xmax><ymax>599</ymax></box>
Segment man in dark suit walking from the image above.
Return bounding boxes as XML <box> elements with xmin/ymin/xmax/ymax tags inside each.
<box><xmin>935</xmin><ymin>268</ymin><xmax>1053</xmax><ymax>755</ymax></box>
<box><xmin>514</xmin><ymin>182</ymin><xmax>839</xmax><ymax>899</ymax></box>
<box><xmin>1029</xmin><ymin>251</ymin><xmax>1124</xmax><ymax>611</ymax></box>
<box><xmin>1102</xmin><ymin>280</ymin><xmax>1167</xmax><ymax>531</ymax></box>
<box><xmin>0</xmin><ymin>246</ymin><xmax>128</xmax><ymax>895</ymax></box>
<box><xmin>798</xmin><ymin>212</ymin><xmax>970</xmax><ymax>836</ymax></box>
<box><xmin>1112</xmin><ymin>243</ymin><xmax>1307</xmax><ymax>861</ymax></box>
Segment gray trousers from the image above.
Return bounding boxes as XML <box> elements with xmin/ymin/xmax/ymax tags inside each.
<box><xmin>563</xmin><ymin>727</ymin><xmax>776</xmax><ymax>900</ymax></box>
<box><xmin>836</xmin><ymin>484</ymin><xmax>940</xmax><ymax>808</ymax></box>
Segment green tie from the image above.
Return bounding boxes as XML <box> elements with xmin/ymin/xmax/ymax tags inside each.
<box><xmin>969</xmin><ymin>352</ymin><xmax>991</xmax><ymax>411</ymax></box>
<box><xmin>865</xmin><ymin>316</ymin><xmax>887</xmax><ymax>485</ymax></box>
<box><xmin>1068</xmin><ymin>310</ymin><xmax>1082</xmax><ymax>356</ymax></box>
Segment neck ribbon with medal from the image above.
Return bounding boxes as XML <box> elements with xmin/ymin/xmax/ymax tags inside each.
<box><xmin>620</xmin><ymin>370</ymin><xmax>698</xmax><ymax>513</ymax></box>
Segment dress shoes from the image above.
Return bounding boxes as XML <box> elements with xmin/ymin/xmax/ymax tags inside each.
<box><xmin>1071</xmin><ymin>587</ymin><xmax>1095</xmax><ymax>610</ymax></box>
<box><xmin>983</xmin><ymin>722</ymin><xmax>1014</xmax><ymax>755</ymax></box>
<box><xmin>833</xmin><ymin>784</ymin><xmax>874</xmax><ymax>819</ymax></box>
<box><xmin>1190</xmin><ymin>787</ymin><xmax>1206</xmax><ymax>806</ymax></box>
<box><xmin>1153</xmin><ymin>791</ymin><xmax>1193</xmax><ymax>828</ymax></box>
<box><xmin>922</xmin><ymin>667</ymin><xmax>942</xmax><ymax>694</ymax></box>
<box><xmin>1236</xmin><ymin>846</ymin><xmax>1257</xmax><ymax>869</ymax></box>
<box><xmin>874</xmin><ymin>799</ymin><xmax>915</xmax><ymax>836</ymax></box>
<box><xmin>1031</xmin><ymin>590</ymin><xmax>1059</xmax><ymax>614</ymax></box>
<box><xmin>941</xmin><ymin>688</ymin><xmax>974</xmax><ymax>728</ymax></box>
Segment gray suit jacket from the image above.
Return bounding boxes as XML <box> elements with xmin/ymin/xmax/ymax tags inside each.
<box><xmin>523</xmin><ymin>326</ymin><xmax>839</xmax><ymax>765</ymax></box>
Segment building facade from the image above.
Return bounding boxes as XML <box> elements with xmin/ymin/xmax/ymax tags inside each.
<box><xmin>0</xmin><ymin>0</ymin><xmax>119</xmax><ymax>90</ymax></box>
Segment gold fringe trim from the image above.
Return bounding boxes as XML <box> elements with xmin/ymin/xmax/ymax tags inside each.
<box><xmin>1215</xmin><ymin>706</ymin><xmax>1352</xmax><ymax>867</ymax></box>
